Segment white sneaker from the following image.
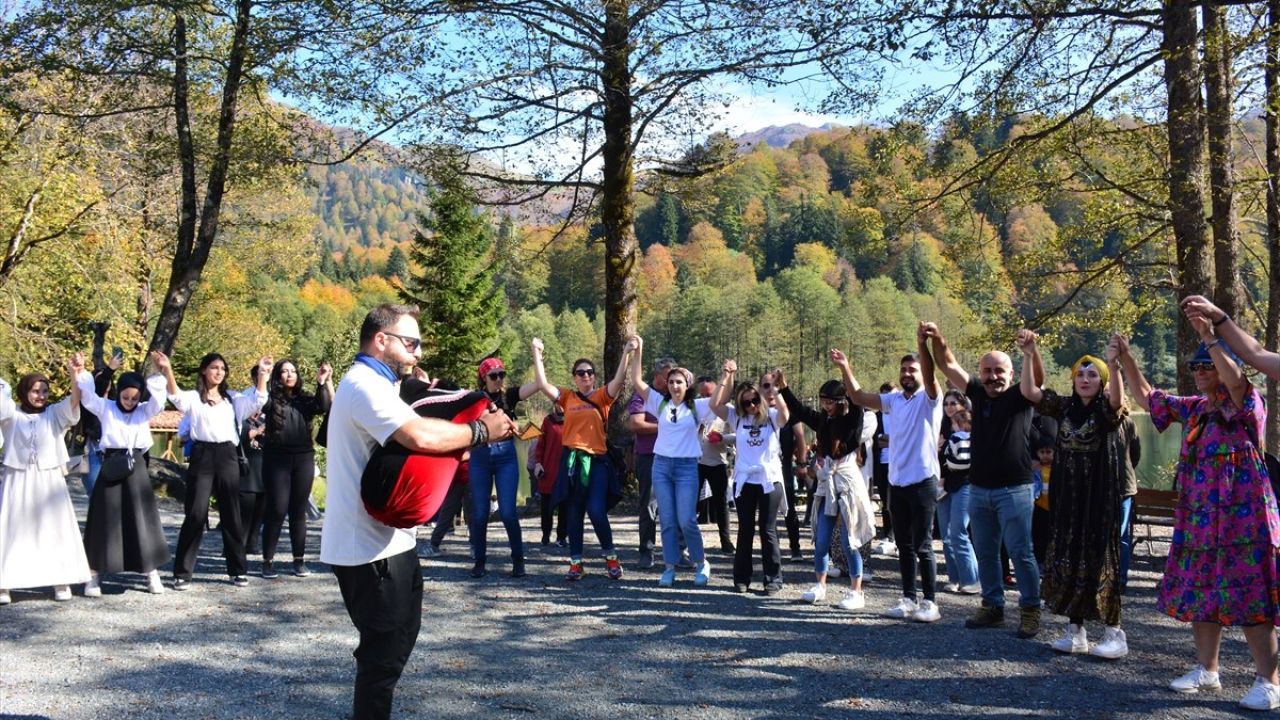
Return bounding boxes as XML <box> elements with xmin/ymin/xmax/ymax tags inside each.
<box><xmin>911</xmin><ymin>599</ymin><xmax>941</xmax><ymax>623</ymax></box>
<box><xmin>0</xmin><ymin>589</ymin><xmax>10</xmax><ymax>605</ymax></box>
<box><xmin>1240</xmin><ymin>676</ymin><xmax>1280</xmax><ymax>711</ymax></box>
<box><xmin>802</xmin><ymin>584</ymin><xmax>827</xmax><ymax>603</ymax></box>
<box><xmin>882</xmin><ymin>596</ymin><xmax>918</xmax><ymax>619</ymax></box>
<box><xmin>828</xmin><ymin>567</ymin><xmax>843</xmax><ymax>579</ymax></box>
<box><xmin>84</xmin><ymin>574</ymin><xmax>102</xmax><ymax>598</ymax></box>
<box><xmin>876</xmin><ymin>540</ymin><xmax>898</xmax><ymax>557</ymax></box>
<box><xmin>693</xmin><ymin>561</ymin><xmax>712</xmax><ymax>587</ymax></box>
<box><xmin>53</xmin><ymin>585</ymin><xmax>72</xmax><ymax>602</ymax></box>
<box><xmin>1050</xmin><ymin>623</ymin><xmax>1089</xmax><ymax>654</ymax></box>
<box><xmin>1170</xmin><ymin>664</ymin><xmax>1222</xmax><ymax>694</ymax></box>
<box><xmin>147</xmin><ymin>570</ymin><xmax>166</xmax><ymax>595</ymax></box>
<box><xmin>838</xmin><ymin>589</ymin><xmax>866</xmax><ymax>611</ymax></box>
<box><xmin>958</xmin><ymin>583</ymin><xmax>982</xmax><ymax>595</ymax></box>
<box><xmin>1090</xmin><ymin>626</ymin><xmax>1127</xmax><ymax>660</ymax></box>
<box><xmin>944</xmin><ymin>582</ymin><xmax>960</xmax><ymax>593</ymax></box>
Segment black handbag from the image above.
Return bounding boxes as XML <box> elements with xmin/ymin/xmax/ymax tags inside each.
<box><xmin>98</xmin><ymin>449</ymin><xmax>137</xmax><ymax>486</ymax></box>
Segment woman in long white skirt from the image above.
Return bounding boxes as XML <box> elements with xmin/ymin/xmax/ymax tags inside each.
<box><xmin>0</xmin><ymin>354</ymin><xmax>91</xmax><ymax>603</ymax></box>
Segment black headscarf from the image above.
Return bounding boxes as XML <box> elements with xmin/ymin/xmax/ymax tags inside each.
<box><xmin>115</xmin><ymin>372</ymin><xmax>150</xmax><ymax>413</ymax></box>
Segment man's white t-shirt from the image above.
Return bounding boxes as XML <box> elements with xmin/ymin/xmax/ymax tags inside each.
<box><xmin>644</xmin><ymin>394</ymin><xmax>714</xmax><ymax>458</ymax></box>
<box><xmin>320</xmin><ymin>362</ymin><xmax>419</xmax><ymax>566</ymax></box>
<box><xmin>879</xmin><ymin>389</ymin><xmax>944</xmax><ymax>487</ymax></box>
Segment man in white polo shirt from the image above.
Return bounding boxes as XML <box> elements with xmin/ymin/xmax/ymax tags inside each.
<box><xmin>321</xmin><ymin>303</ymin><xmax>516</xmax><ymax>720</ymax></box>
<box><xmin>830</xmin><ymin>322</ymin><xmax>944</xmax><ymax>623</ymax></box>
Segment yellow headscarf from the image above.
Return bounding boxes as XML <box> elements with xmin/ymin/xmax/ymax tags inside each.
<box><xmin>1071</xmin><ymin>354</ymin><xmax>1108</xmax><ymax>386</ymax></box>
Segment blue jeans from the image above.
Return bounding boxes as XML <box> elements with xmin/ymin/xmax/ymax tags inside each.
<box><xmin>83</xmin><ymin>439</ymin><xmax>102</xmax><ymax>497</ymax></box>
<box><xmin>969</xmin><ymin>484</ymin><xmax>1040</xmax><ymax>608</ymax></box>
<box><xmin>812</xmin><ymin>497</ymin><xmax>862</xmax><ymax>579</ymax></box>
<box><xmin>1118</xmin><ymin>496</ymin><xmax>1135</xmax><ymax>588</ymax></box>
<box><xmin>468</xmin><ymin>440</ymin><xmax>524</xmax><ymax>562</ymax></box>
<box><xmin>563</xmin><ymin>453</ymin><xmax>614</xmax><ymax>559</ymax></box>
<box><xmin>936</xmin><ymin>485</ymin><xmax>979</xmax><ymax>587</ymax></box>
<box><xmin>652</xmin><ymin>455</ymin><xmax>703</xmax><ymax>567</ymax></box>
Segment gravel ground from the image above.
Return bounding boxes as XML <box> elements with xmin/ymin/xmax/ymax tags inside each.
<box><xmin>0</xmin><ymin>476</ymin><xmax>1272</xmax><ymax>720</ymax></box>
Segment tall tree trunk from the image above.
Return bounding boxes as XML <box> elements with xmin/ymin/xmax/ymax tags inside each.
<box><xmin>1204</xmin><ymin>3</ymin><xmax>1243</xmax><ymax>319</ymax></box>
<box><xmin>600</xmin><ymin>0</ymin><xmax>636</xmax><ymax>435</ymax></box>
<box><xmin>149</xmin><ymin>0</ymin><xmax>253</xmax><ymax>354</ymax></box>
<box><xmin>1267</xmin><ymin>0</ymin><xmax>1280</xmax><ymax>449</ymax></box>
<box><xmin>1164</xmin><ymin>0</ymin><xmax>1213</xmax><ymax>395</ymax></box>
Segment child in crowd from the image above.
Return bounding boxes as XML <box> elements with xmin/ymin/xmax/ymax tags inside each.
<box><xmin>1031</xmin><ymin>441</ymin><xmax>1054</xmax><ymax>568</ymax></box>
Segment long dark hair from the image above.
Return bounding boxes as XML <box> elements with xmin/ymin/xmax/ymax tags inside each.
<box><xmin>197</xmin><ymin>353</ymin><xmax>231</xmax><ymax>404</ymax></box>
<box><xmin>267</xmin><ymin>359</ymin><xmax>311</xmax><ymax>439</ymax></box>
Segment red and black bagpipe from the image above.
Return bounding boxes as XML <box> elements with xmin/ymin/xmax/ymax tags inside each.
<box><xmin>361</xmin><ymin>378</ymin><xmax>490</xmax><ymax>528</ymax></box>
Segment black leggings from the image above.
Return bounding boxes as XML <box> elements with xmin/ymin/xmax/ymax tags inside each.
<box><xmin>541</xmin><ymin>493</ymin><xmax>567</xmax><ymax>544</ymax></box>
<box><xmin>174</xmin><ymin>441</ymin><xmax>245</xmax><ymax>578</ymax></box>
<box><xmin>262</xmin><ymin>450</ymin><xmax>316</xmax><ymax>561</ymax></box>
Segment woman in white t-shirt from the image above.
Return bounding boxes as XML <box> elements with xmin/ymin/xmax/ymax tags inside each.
<box><xmin>630</xmin><ymin>335</ymin><xmax>715</xmax><ymax>587</ymax></box>
<box><xmin>709</xmin><ymin>359</ymin><xmax>790</xmax><ymax>595</ymax></box>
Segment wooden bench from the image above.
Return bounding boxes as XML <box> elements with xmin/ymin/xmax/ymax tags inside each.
<box><xmin>1133</xmin><ymin>488</ymin><xmax>1178</xmax><ymax>556</ymax></box>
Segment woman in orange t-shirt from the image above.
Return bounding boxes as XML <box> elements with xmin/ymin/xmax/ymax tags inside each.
<box><xmin>530</xmin><ymin>337</ymin><xmax>636</xmax><ymax>581</ymax></box>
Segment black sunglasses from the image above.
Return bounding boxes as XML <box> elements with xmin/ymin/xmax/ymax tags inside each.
<box><xmin>670</xmin><ymin>407</ymin><xmax>679</xmax><ymax>423</ymax></box>
<box><xmin>487</xmin><ymin>371</ymin><xmax>507</xmax><ymax>380</ymax></box>
<box><xmin>1187</xmin><ymin>361</ymin><xmax>1215</xmax><ymax>372</ymax></box>
<box><xmin>741</xmin><ymin>397</ymin><xmax>761</xmax><ymax>407</ymax></box>
<box><xmin>574</xmin><ymin>368</ymin><xmax>595</xmax><ymax>377</ymax></box>
<box><xmin>382</xmin><ymin>331</ymin><xmax>421</xmax><ymax>352</ymax></box>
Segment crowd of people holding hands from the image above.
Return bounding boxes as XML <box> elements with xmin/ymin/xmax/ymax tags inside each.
<box><xmin>4</xmin><ymin>293</ymin><xmax>1280</xmax><ymax>714</ymax></box>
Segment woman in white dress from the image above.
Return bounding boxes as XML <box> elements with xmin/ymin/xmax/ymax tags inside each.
<box><xmin>0</xmin><ymin>353</ymin><xmax>91</xmax><ymax>603</ymax></box>
<box><xmin>78</xmin><ymin>352</ymin><xmax>172</xmax><ymax>596</ymax></box>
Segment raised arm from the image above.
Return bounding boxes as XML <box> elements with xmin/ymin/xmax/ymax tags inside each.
<box><xmin>151</xmin><ymin>350</ymin><xmax>180</xmax><ymax>399</ymax></box>
<box><xmin>917</xmin><ymin>322</ymin><xmax>941</xmax><ymax>399</ymax></box>
<box><xmin>529</xmin><ymin>338</ymin><xmax>561</xmax><ymax>401</ymax></box>
<box><xmin>774</xmin><ymin>368</ymin><xmax>825</xmax><ymax>428</ymax></box>
<box><xmin>1193</xmin><ymin>314</ymin><xmax>1249</xmax><ymax>409</ymax></box>
<box><xmin>315</xmin><ymin>362</ymin><xmax>334</xmax><ymax>413</ymax></box>
<box><xmin>1182</xmin><ymin>294</ymin><xmax>1280</xmax><ymax>380</ymax></box>
<box><xmin>1016</xmin><ymin>329</ymin><xmax>1044</xmax><ymax>405</ymax></box>
<box><xmin>1113</xmin><ymin>334</ymin><xmax>1152</xmax><ymax>412</ymax></box>
<box><xmin>606</xmin><ymin>336</ymin><xmax>637</xmax><ymax>398</ymax></box>
<box><xmin>709</xmin><ymin>359</ymin><xmax>735</xmax><ymax>420</ymax></box>
<box><xmin>74</xmin><ymin>370</ymin><xmax>105</xmax><ymax>417</ymax></box>
<box><xmin>0</xmin><ymin>377</ymin><xmax>13</xmax><ymax>423</ymax></box>
<box><xmin>829</xmin><ymin>348</ymin><xmax>881</xmax><ymax>410</ymax></box>
<box><xmin>1105</xmin><ymin>339</ymin><xmax>1125</xmax><ymax>413</ymax></box>
<box><xmin>628</xmin><ymin>335</ymin><xmax>649</xmax><ymax>400</ymax></box>
<box><xmin>66</xmin><ymin>352</ymin><xmax>85</xmax><ymax>414</ymax></box>
<box><xmin>925</xmin><ymin>323</ymin><xmax>970</xmax><ymax>390</ymax></box>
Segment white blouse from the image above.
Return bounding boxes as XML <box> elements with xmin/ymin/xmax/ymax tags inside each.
<box><xmin>76</xmin><ymin>370</ymin><xmax>168</xmax><ymax>450</ymax></box>
<box><xmin>0</xmin><ymin>380</ymin><xmax>79</xmax><ymax>472</ymax></box>
<box><xmin>169</xmin><ymin>387</ymin><xmax>266</xmax><ymax>444</ymax></box>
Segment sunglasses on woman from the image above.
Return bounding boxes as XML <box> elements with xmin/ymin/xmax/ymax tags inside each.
<box><xmin>574</xmin><ymin>368</ymin><xmax>595</xmax><ymax>377</ymax></box>
<box><xmin>487</xmin><ymin>371</ymin><xmax>506</xmax><ymax>381</ymax></box>
<box><xmin>1187</xmin><ymin>361</ymin><xmax>1216</xmax><ymax>372</ymax></box>
<box><xmin>741</xmin><ymin>397</ymin><xmax>760</xmax><ymax>407</ymax></box>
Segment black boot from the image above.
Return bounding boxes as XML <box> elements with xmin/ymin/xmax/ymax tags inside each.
<box><xmin>470</xmin><ymin>560</ymin><xmax>487</xmax><ymax>578</ymax></box>
<box><xmin>510</xmin><ymin>555</ymin><xmax>526</xmax><ymax>578</ymax></box>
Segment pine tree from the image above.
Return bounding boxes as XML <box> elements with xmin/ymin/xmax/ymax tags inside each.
<box><xmin>385</xmin><ymin>246</ymin><xmax>409</xmax><ymax>281</ymax></box>
<box><xmin>400</xmin><ymin>168</ymin><xmax>504</xmax><ymax>383</ymax></box>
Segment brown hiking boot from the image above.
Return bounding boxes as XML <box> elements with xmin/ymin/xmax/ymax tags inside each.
<box><xmin>1017</xmin><ymin>606</ymin><xmax>1041</xmax><ymax>639</ymax></box>
<box><xmin>964</xmin><ymin>602</ymin><xmax>1005</xmax><ymax>629</ymax></box>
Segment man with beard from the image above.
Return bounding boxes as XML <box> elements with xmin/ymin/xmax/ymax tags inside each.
<box><xmin>926</xmin><ymin>322</ymin><xmax>1046</xmax><ymax>639</ymax></box>
<box><xmin>829</xmin><ymin>323</ymin><xmax>945</xmax><ymax>623</ymax></box>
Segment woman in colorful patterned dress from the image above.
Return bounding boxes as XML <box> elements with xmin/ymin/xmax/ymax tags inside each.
<box><xmin>1114</xmin><ymin>325</ymin><xmax>1280</xmax><ymax>711</ymax></box>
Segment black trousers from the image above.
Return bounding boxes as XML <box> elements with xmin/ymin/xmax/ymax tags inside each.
<box><xmin>540</xmin><ymin>493</ymin><xmax>567</xmax><ymax>544</ymax></box>
<box><xmin>174</xmin><ymin>441</ymin><xmax>246</xmax><ymax>578</ymax></box>
<box><xmin>429</xmin><ymin>475</ymin><xmax>469</xmax><ymax>548</ymax></box>
<box><xmin>635</xmin><ymin>453</ymin><xmax>658</xmax><ymax>555</ymax></box>
<box><xmin>698</xmin><ymin>463</ymin><xmax>733</xmax><ymax>549</ymax></box>
<box><xmin>262</xmin><ymin>450</ymin><xmax>316</xmax><ymax>561</ymax></box>
<box><xmin>873</xmin><ymin>461</ymin><xmax>892</xmax><ymax>537</ymax></box>
<box><xmin>779</xmin><ymin>456</ymin><xmax>802</xmax><ymax>554</ymax></box>
<box><xmin>889</xmin><ymin>476</ymin><xmax>939</xmax><ymax>601</ymax></box>
<box><xmin>733</xmin><ymin>483</ymin><xmax>783</xmax><ymax>586</ymax></box>
<box><xmin>333</xmin><ymin>549</ymin><xmax>423</xmax><ymax>720</ymax></box>
<box><xmin>239</xmin><ymin>491</ymin><xmax>266</xmax><ymax>555</ymax></box>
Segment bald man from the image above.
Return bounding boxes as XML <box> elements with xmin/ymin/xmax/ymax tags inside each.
<box><xmin>927</xmin><ymin>324</ymin><xmax>1045</xmax><ymax>640</ymax></box>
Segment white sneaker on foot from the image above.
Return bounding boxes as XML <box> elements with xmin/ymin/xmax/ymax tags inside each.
<box><xmin>1170</xmin><ymin>664</ymin><xmax>1221</xmax><ymax>694</ymax></box>
<box><xmin>693</xmin><ymin>561</ymin><xmax>712</xmax><ymax>587</ymax></box>
<box><xmin>147</xmin><ymin>570</ymin><xmax>166</xmax><ymax>595</ymax></box>
<box><xmin>84</xmin><ymin>574</ymin><xmax>102</xmax><ymax>598</ymax></box>
<box><xmin>957</xmin><ymin>582</ymin><xmax>982</xmax><ymax>595</ymax></box>
<box><xmin>53</xmin><ymin>585</ymin><xmax>72</xmax><ymax>601</ymax></box>
<box><xmin>0</xmin><ymin>589</ymin><xmax>9</xmax><ymax>605</ymax></box>
<box><xmin>1090</xmin><ymin>626</ymin><xmax>1127</xmax><ymax>659</ymax></box>
<box><xmin>1051</xmin><ymin>623</ymin><xmax>1088</xmax><ymax>654</ymax></box>
<box><xmin>802</xmin><ymin>584</ymin><xmax>827</xmax><ymax>603</ymax></box>
<box><xmin>911</xmin><ymin>599</ymin><xmax>941</xmax><ymax>623</ymax></box>
<box><xmin>1240</xmin><ymin>676</ymin><xmax>1280</xmax><ymax>710</ymax></box>
<box><xmin>838</xmin><ymin>589</ymin><xmax>866</xmax><ymax>611</ymax></box>
<box><xmin>881</xmin><ymin>596</ymin><xmax>918</xmax><ymax>619</ymax></box>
